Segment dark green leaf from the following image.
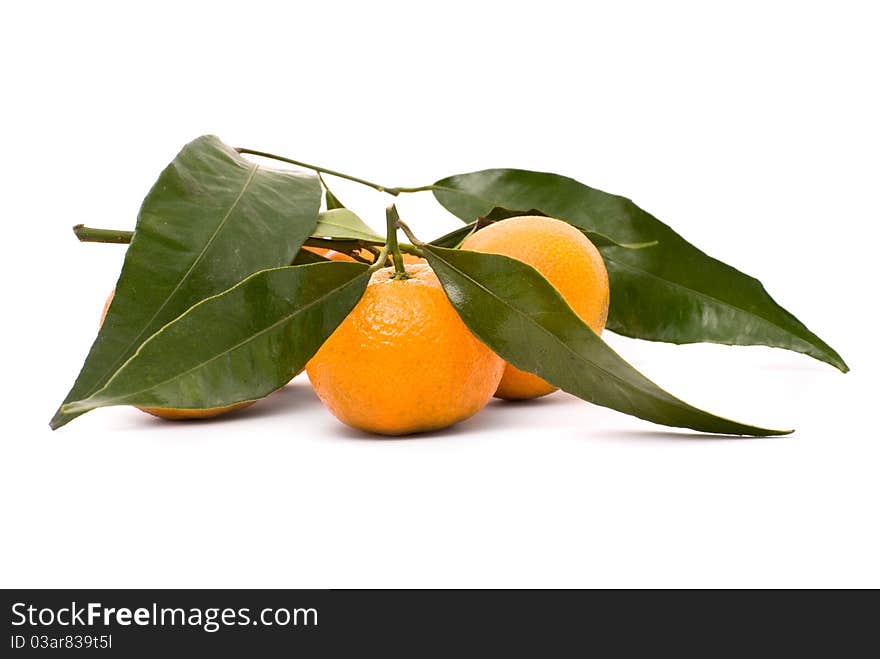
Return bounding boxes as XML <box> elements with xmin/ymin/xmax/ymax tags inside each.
<box><xmin>62</xmin><ymin>263</ymin><xmax>370</xmax><ymax>416</ymax></box>
<box><xmin>479</xmin><ymin>207</ymin><xmax>656</xmax><ymax>249</ymax></box>
<box><xmin>432</xmin><ymin>170</ymin><xmax>847</xmax><ymax>372</ymax></box>
<box><xmin>51</xmin><ymin>135</ymin><xmax>322</xmax><ymax>429</ymax></box>
<box><xmin>422</xmin><ymin>245</ymin><xmax>790</xmax><ymax>437</ymax></box>
<box><xmin>430</xmin><ymin>223</ymin><xmax>478</xmax><ymax>248</ymax></box>
<box><xmin>586</xmin><ymin>233</ymin><xmax>656</xmax><ymax>250</ymax></box>
<box><xmin>429</xmin><ymin>215</ymin><xmax>501</xmax><ymax>248</ymax></box>
<box><xmin>292</xmin><ymin>248</ymin><xmax>330</xmax><ymax>265</ymax></box>
<box><xmin>314</xmin><ymin>208</ymin><xmax>383</xmax><ymax>242</ymax></box>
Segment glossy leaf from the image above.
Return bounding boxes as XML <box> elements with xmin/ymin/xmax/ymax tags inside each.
<box><xmin>479</xmin><ymin>207</ymin><xmax>657</xmax><ymax>249</ymax></box>
<box><xmin>62</xmin><ymin>263</ymin><xmax>371</xmax><ymax>416</ymax></box>
<box><xmin>429</xmin><ymin>222</ymin><xmax>482</xmax><ymax>248</ymax></box>
<box><xmin>422</xmin><ymin>245</ymin><xmax>790</xmax><ymax>437</ymax></box>
<box><xmin>429</xmin><ymin>214</ymin><xmax>506</xmax><ymax>249</ymax></box>
<box><xmin>432</xmin><ymin>169</ymin><xmax>847</xmax><ymax>372</ymax></box>
<box><xmin>433</xmin><ymin>217</ymin><xmax>649</xmax><ymax>251</ymax></box>
<box><xmin>314</xmin><ymin>208</ymin><xmax>383</xmax><ymax>242</ymax></box>
<box><xmin>51</xmin><ymin>135</ymin><xmax>322</xmax><ymax>429</ymax></box>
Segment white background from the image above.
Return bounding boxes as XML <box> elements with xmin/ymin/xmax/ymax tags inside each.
<box><xmin>2</xmin><ymin>1</ymin><xmax>877</xmax><ymax>588</ymax></box>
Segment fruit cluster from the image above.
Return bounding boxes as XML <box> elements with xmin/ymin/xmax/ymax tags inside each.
<box><xmin>52</xmin><ymin>136</ymin><xmax>847</xmax><ymax>437</ymax></box>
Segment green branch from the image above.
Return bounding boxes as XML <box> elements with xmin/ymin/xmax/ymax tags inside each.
<box><xmin>236</xmin><ymin>146</ymin><xmax>439</xmax><ymax>198</ymax></box>
<box><xmin>385</xmin><ymin>205</ymin><xmax>409</xmax><ymax>279</ymax></box>
<box><xmin>73</xmin><ymin>225</ymin><xmax>134</xmax><ymax>244</ymax></box>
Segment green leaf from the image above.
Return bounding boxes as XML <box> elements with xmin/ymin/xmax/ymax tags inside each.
<box><xmin>314</xmin><ymin>208</ymin><xmax>383</xmax><ymax>242</ymax></box>
<box><xmin>325</xmin><ymin>190</ymin><xmax>345</xmax><ymax>210</ymax></box>
<box><xmin>431</xmin><ymin>169</ymin><xmax>847</xmax><ymax>372</ymax></box>
<box><xmin>586</xmin><ymin>233</ymin><xmax>656</xmax><ymax>250</ymax></box>
<box><xmin>320</xmin><ymin>174</ymin><xmax>346</xmax><ymax>210</ymax></box>
<box><xmin>421</xmin><ymin>245</ymin><xmax>790</xmax><ymax>437</ymax></box>
<box><xmin>51</xmin><ymin>135</ymin><xmax>322</xmax><ymax>429</ymax></box>
<box><xmin>429</xmin><ymin>220</ymin><xmax>486</xmax><ymax>248</ymax></box>
<box><xmin>479</xmin><ymin>207</ymin><xmax>657</xmax><ymax>249</ymax></box>
<box><xmin>62</xmin><ymin>263</ymin><xmax>371</xmax><ymax>416</ymax></box>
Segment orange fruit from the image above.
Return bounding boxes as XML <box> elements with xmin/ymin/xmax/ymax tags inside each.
<box><xmin>306</xmin><ymin>264</ymin><xmax>504</xmax><ymax>435</ymax></box>
<box><xmin>302</xmin><ymin>246</ymin><xmax>334</xmax><ymax>259</ymax></box>
<box><xmin>302</xmin><ymin>246</ymin><xmax>356</xmax><ymax>262</ymax></box>
<box><xmin>461</xmin><ymin>215</ymin><xmax>610</xmax><ymax>400</ymax></box>
<box><xmin>100</xmin><ymin>290</ymin><xmax>254</xmax><ymax>420</ymax></box>
<box><xmin>325</xmin><ymin>249</ymin><xmax>356</xmax><ymax>262</ymax></box>
<box><xmin>136</xmin><ymin>403</ymin><xmax>252</xmax><ymax>420</ymax></box>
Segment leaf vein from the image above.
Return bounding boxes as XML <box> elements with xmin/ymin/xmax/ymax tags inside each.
<box><xmin>70</xmin><ymin>266</ymin><xmax>367</xmax><ymax>410</ymax></box>
<box><xmin>85</xmin><ymin>162</ymin><xmax>261</xmax><ymax>398</ymax></box>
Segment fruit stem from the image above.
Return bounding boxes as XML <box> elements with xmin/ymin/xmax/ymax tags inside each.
<box><xmin>385</xmin><ymin>205</ymin><xmax>409</xmax><ymax>280</ymax></box>
<box><xmin>73</xmin><ymin>224</ymin><xmax>134</xmax><ymax>244</ymax></box>
<box><xmin>396</xmin><ymin>219</ymin><xmax>425</xmax><ymax>247</ymax></box>
<box><xmin>370</xmin><ymin>244</ymin><xmax>391</xmax><ymax>272</ymax></box>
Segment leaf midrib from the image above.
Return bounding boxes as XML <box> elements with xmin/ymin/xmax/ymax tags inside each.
<box><xmin>431</xmin><ymin>250</ymin><xmax>775</xmax><ymax>434</ymax></box>
<box><xmin>604</xmin><ymin>255</ymin><xmax>816</xmax><ymax>347</ymax></box>
<box><xmin>428</xmin><ymin>250</ymin><xmax>695</xmax><ymax>414</ymax></box>
<box><xmin>437</xmin><ymin>183</ymin><xmax>826</xmax><ymax>355</ymax></box>
<box><xmin>83</xmin><ymin>162</ymin><xmax>261</xmax><ymax>400</ymax></box>
<box><xmin>69</xmin><ymin>266</ymin><xmax>368</xmax><ymax>411</ymax></box>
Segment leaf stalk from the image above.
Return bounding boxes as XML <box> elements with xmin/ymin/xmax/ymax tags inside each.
<box><xmin>396</xmin><ymin>219</ymin><xmax>423</xmax><ymax>247</ymax></box>
<box><xmin>236</xmin><ymin>148</ymin><xmax>399</xmax><ymax>195</ymax></box>
<box><xmin>235</xmin><ymin>147</ymin><xmax>438</xmax><ymax>198</ymax></box>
